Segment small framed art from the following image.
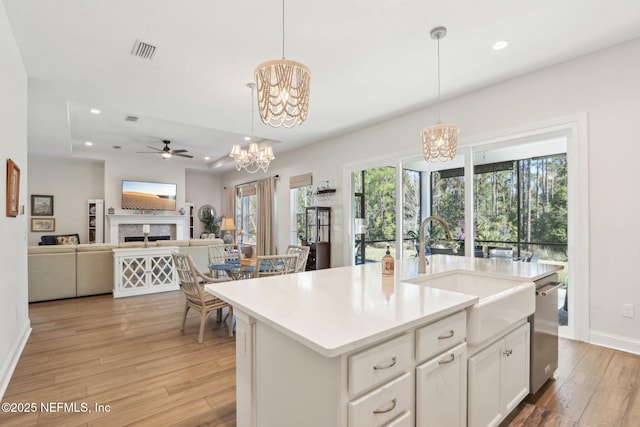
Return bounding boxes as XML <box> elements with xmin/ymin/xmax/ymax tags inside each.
<box><xmin>6</xmin><ymin>159</ymin><xmax>20</xmax><ymax>217</ymax></box>
<box><xmin>31</xmin><ymin>218</ymin><xmax>55</xmax><ymax>232</ymax></box>
<box><xmin>31</xmin><ymin>194</ymin><xmax>54</xmax><ymax>216</ymax></box>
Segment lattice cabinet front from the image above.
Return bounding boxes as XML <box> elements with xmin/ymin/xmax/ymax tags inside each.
<box><xmin>113</xmin><ymin>247</ymin><xmax>179</xmax><ymax>298</ymax></box>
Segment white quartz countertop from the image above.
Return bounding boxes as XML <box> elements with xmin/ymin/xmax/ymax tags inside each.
<box><xmin>205</xmin><ymin>255</ymin><xmax>561</xmax><ymax>357</ymax></box>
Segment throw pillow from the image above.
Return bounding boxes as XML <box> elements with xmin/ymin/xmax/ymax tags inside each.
<box><xmin>56</xmin><ymin>235</ymin><xmax>79</xmax><ymax>245</ymax></box>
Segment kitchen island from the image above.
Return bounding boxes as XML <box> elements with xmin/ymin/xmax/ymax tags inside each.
<box><xmin>205</xmin><ymin>255</ymin><xmax>560</xmax><ymax>427</ymax></box>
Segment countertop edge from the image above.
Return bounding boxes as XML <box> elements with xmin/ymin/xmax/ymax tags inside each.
<box><xmin>206</xmin><ymin>284</ymin><xmax>478</xmax><ymax>358</ymax></box>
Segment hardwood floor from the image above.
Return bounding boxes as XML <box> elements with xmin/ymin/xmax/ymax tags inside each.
<box><xmin>1</xmin><ymin>292</ymin><xmax>236</xmax><ymax>426</ymax></box>
<box><xmin>2</xmin><ymin>291</ymin><xmax>639</xmax><ymax>426</ymax></box>
<box><xmin>501</xmin><ymin>337</ymin><xmax>640</xmax><ymax>427</ymax></box>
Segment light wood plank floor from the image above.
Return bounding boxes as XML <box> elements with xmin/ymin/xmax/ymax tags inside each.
<box><xmin>2</xmin><ymin>291</ymin><xmax>639</xmax><ymax>426</ymax></box>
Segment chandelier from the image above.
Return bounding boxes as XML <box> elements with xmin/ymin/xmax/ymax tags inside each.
<box><xmin>230</xmin><ymin>83</ymin><xmax>275</xmax><ymax>173</ymax></box>
<box><xmin>421</xmin><ymin>27</ymin><xmax>459</xmax><ymax>162</ymax></box>
<box><xmin>254</xmin><ymin>0</ymin><xmax>311</xmax><ymax>128</ymax></box>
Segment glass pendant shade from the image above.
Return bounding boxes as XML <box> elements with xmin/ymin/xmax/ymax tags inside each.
<box><xmin>255</xmin><ymin>58</ymin><xmax>311</xmax><ymax>128</ymax></box>
<box><xmin>421</xmin><ymin>122</ymin><xmax>459</xmax><ymax>162</ymax></box>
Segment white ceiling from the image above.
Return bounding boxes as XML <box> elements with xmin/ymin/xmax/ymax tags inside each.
<box><xmin>4</xmin><ymin>0</ymin><xmax>640</xmax><ymax>172</ymax></box>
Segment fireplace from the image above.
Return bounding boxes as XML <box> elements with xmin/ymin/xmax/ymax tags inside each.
<box><xmin>106</xmin><ymin>214</ymin><xmax>187</xmax><ymax>243</ymax></box>
<box><xmin>124</xmin><ymin>235</ymin><xmax>171</xmax><ymax>242</ymax></box>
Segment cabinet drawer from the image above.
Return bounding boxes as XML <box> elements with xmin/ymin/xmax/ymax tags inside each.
<box><xmin>416</xmin><ymin>311</ymin><xmax>466</xmax><ymax>363</ymax></box>
<box><xmin>349</xmin><ymin>372</ymin><xmax>412</xmax><ymax>427</ymax></box>
<box><xmin>349</xmin><ymin>333</ymin><xmax>412</xmax><ymax>396</ymax></box>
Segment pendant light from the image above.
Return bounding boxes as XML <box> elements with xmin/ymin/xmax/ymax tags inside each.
<box><xmin>254</xmin><ymin>0</ymin><xmax>311</xmax><ymax>128</ymax></box>
<box><xmin>421</xmin><ymin>26</ymin><xmax>459</xmax><ymax>162</ymax></box>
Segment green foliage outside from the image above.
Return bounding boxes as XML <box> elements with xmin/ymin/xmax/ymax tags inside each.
<box><xmin>354</xmin><ymin>154</ymin><xmax>568</xmax><ymax>271</ymax></box>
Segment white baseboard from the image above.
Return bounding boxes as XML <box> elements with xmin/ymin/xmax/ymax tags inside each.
<box><xmin>0</xmin><ymin>320</ymin><xmax>32</xmax><ymax>400</ymax></box>
<box><xmin>589</xmin><ymin>329</ymin><xmax>640</xmax><ymax>356</ymax></box>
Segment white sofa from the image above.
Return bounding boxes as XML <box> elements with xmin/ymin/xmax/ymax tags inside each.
<box><xmin>28</xmin><ymin>238</ymin><xmax>224</xmax><ymax>302</ymax></box>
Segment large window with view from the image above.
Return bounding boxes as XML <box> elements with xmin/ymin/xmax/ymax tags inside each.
<box><xmin>430</xmin><ymin>153</ymin><xmax>569</xmax><ymax>325</ymax></box>
<box><xmin>353</xmin><ymin>166</ymin><xmax>398</xmax><ymax>264</ymax></box>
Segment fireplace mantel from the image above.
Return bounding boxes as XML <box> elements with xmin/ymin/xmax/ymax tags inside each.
<box><xmin>106</xmin><ymin>214</ymin><xmax>187</xmax><ymax>243</ymax></box>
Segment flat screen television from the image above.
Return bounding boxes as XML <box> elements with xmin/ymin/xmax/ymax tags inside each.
<box><xmin>121</xmin><ymin>180</ymin><xmax>177</xmax><ymax>211</ymax></box>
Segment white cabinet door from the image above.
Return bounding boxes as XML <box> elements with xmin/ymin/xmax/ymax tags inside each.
<box><xmin>500</xmin><ymin>323</ymin><xmax>530</xmax><ymax>415</ymax></box>
<box><xmin>468</xmin><ymin>323</ymin><xmax>531</xmax><ymax>427</ymax></box>
<box><xmin>468</xmin><ymin>340</ymin><xmax>502</xmax><ymax>427</ymax></box>
<box><xmin>416</xmin><ymin>343</ymin><xmax>467</xmax><ymax>427</ymax></box>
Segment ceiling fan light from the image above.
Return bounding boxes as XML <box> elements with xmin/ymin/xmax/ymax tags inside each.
<box><xmin>161</xmin><ymin>152</ymin><xmax>172</xmax><ymax>159</ymax></box>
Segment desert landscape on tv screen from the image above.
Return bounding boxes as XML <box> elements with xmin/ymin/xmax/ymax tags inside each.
<box><xmin>122</xmin><ymin>181</ymin><xmax>176</xmax><ymax>210</ymax></box>
<box><xmin>122</xmin><ymin>191</ymin><xmax>176</xmax><ymax>210</ymax></box>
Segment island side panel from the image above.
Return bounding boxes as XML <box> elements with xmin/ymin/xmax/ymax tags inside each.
<box><xmin>235</xmin><ymin>310</ymin><xmax>256</xmax><ymax>427</ymax></box>
<box><xmin>254</xmin><ymin>320</ymin><xmax>345</xmax><ymax>427</ymax></box>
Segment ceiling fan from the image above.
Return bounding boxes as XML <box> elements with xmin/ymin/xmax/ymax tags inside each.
<box><xmin>137</xmin><ymin>140</ymin><xmax>193</xmax><ymax>159</ymax></box>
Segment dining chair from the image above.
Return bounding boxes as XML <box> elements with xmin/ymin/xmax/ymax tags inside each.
<box><xmin>172</xmin><ymin>252</ymin><xmax>234</xmax><ymax>342</ymax></box>
<box><xmin>285</xmin><ymin>244</ymin><xmax>311</xmax><ymax>272</ymax></box>
<box><xmin>207</xmin><ymin>243</ymin><xmax>240</xmax><ymax>279</ymax></box>
<box><xmin>488</xmin><ymin>246</ymin><xmax>513</xmax><ymax>259</ymax></box>
<box><xmin>252</xmin><ymin>254</ymin><xmax>298</xmax><ymax>278</ymax></box>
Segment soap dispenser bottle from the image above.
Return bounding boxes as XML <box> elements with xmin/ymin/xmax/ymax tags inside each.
<box><xmin>382</xmin><ymin>245</ymin><xmax>395</xmax><ymax>276</ymax></box>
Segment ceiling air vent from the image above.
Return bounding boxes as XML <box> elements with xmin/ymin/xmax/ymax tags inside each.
<box><xmin>131</xmin><ymin>39</ymin><xmax>157</xmax><ymax>60</ymax></box>
<box><xmin>125</xmin><ymin>115</ymin><xmax>139</xmax><ymax>122</ymax></box>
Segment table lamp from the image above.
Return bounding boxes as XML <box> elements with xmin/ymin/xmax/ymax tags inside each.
<box><xmin>221</xmin><ymin>217</ymin><xmax>235</xmax><ymax>244</ymax></box>
<box><xmin>142</xmin><ymin>224</ymin><xmax>150</xmax><ymax>248</ymax></box>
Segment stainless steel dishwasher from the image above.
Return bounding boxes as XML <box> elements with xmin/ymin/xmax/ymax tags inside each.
<box><xmin>529</xmin><ymin>273</ymin><xmax>562</xmax><ymax>394</ymax></box>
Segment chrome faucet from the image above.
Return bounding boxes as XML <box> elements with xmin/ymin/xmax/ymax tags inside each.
<box><xmin>418</xmin><ymin>215</ymin><xmax>453</xmax><ymax>273</ymax></box>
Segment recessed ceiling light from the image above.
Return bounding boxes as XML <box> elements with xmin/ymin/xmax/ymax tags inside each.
<box><xmin>244</xmin><ymin>136</ymin><xmax>251</xmax><ymax>141</ymax></box>
<box><xmin>493</xmin><ymin>40</ymin><xmax>509</xmax><ymax>50</ymax></box>
<box><xmin>90</xmin><ymin>108</ymin><xmax>101</xmax><ymax>114</ymax></box>
<box><xmin>85</xmin><ymin>141</ymin><xmax>93</xmax><ymax>146</ymax></box>
<box><xmin>204</xmin><ymin>156</ymin><xmax>210</xmax><ymax>161</ymax></box>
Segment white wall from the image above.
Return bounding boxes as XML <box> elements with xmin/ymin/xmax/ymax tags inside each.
<box><xmin>222</xmin><ymin>38</ymin><xmax>640</xmax><ymax>353</ymax></box>
<box><xmin>0</xmin><ymin>2</ymin><xmax>30</xmax><ymax>399</ymax></box>
<box><xmin>27</xmin><ymin>157</ymin><xmax>104</xmax><ymax>245</ymax></box>
<box><xmin>26</xmin><ymin>158</ymin><xmax>223</xmax><ymax>243</ymax></box>
<box><xmin>186</xmin><ymin>169</ymin><xmax>222</xmax><ymax>238</ymax></box>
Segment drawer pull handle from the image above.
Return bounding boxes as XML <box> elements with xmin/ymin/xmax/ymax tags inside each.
<box><xmin>373</xmin><ymin>356</ymin><xmax>397</xmax><ymax>370</ymax></box>
<box><xmin>438</xmin><ymin>330</ymin><xmax>455</xmax><ymax>340</ymax></box>
<box><xmin>438</xmin><ymin>354</ymin><xmax>455</xmax><ymax>365</ymax></box>
<box><xmin>373</xmin><ymin>398</ymin><xmax>397</xmax><ymax>414</ymax></box>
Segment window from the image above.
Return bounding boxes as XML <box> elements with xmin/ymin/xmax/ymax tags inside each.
<box><xmin>290</xmin><ymin>185</ymin><xmax>313</xmax><ymax>244</ymax></box>
<box><xmin>353</xmin><ymin>166</ymin><xmax>397</xmax><ymax>263</ymax></box>
<box><xmin>430</xmin><ymin>168</ymin><xmax>465</xmax><ymax>243</ymax></box>
<box><xmin>236</xmin><ymin>185</ymin><xmax>257</xmax><ymax>245</ymax></box>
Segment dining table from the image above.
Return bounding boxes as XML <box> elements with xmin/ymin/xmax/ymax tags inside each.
<box><xmin>210</xmin><ymin>258</ymin><xmax>256</xmax><ymax>280</ymax></box>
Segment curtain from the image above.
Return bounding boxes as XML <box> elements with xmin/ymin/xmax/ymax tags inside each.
<box><xmin>225</xmin><ymin>187</ymin><xmax>235</xmax><ymax>218</ymax></box>
<box><xmin>256</xmin><ymin>176</ymin><xmax>275</xmax><ymax>256</ymax></box>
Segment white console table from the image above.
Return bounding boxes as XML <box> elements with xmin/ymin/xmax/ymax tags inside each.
<box><xmin>113</xmin><ymin>247</ymin><xmax>179</xmax><ymax>298</ymax></box>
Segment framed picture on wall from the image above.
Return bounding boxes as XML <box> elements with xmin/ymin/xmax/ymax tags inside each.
<box><xmin>6</xmin><ymin>158</ymin><xmax>20</xmax><ymax>217</ymax></box>
<box><xmin>31</xmin><ymin>218</ymin><xmax>55</xmax><ymax>232</ymax></box>
<box><xmin>31</xmin><ymin>194</ymin><xmax>54</xmax><ymax>216</ymax></box>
